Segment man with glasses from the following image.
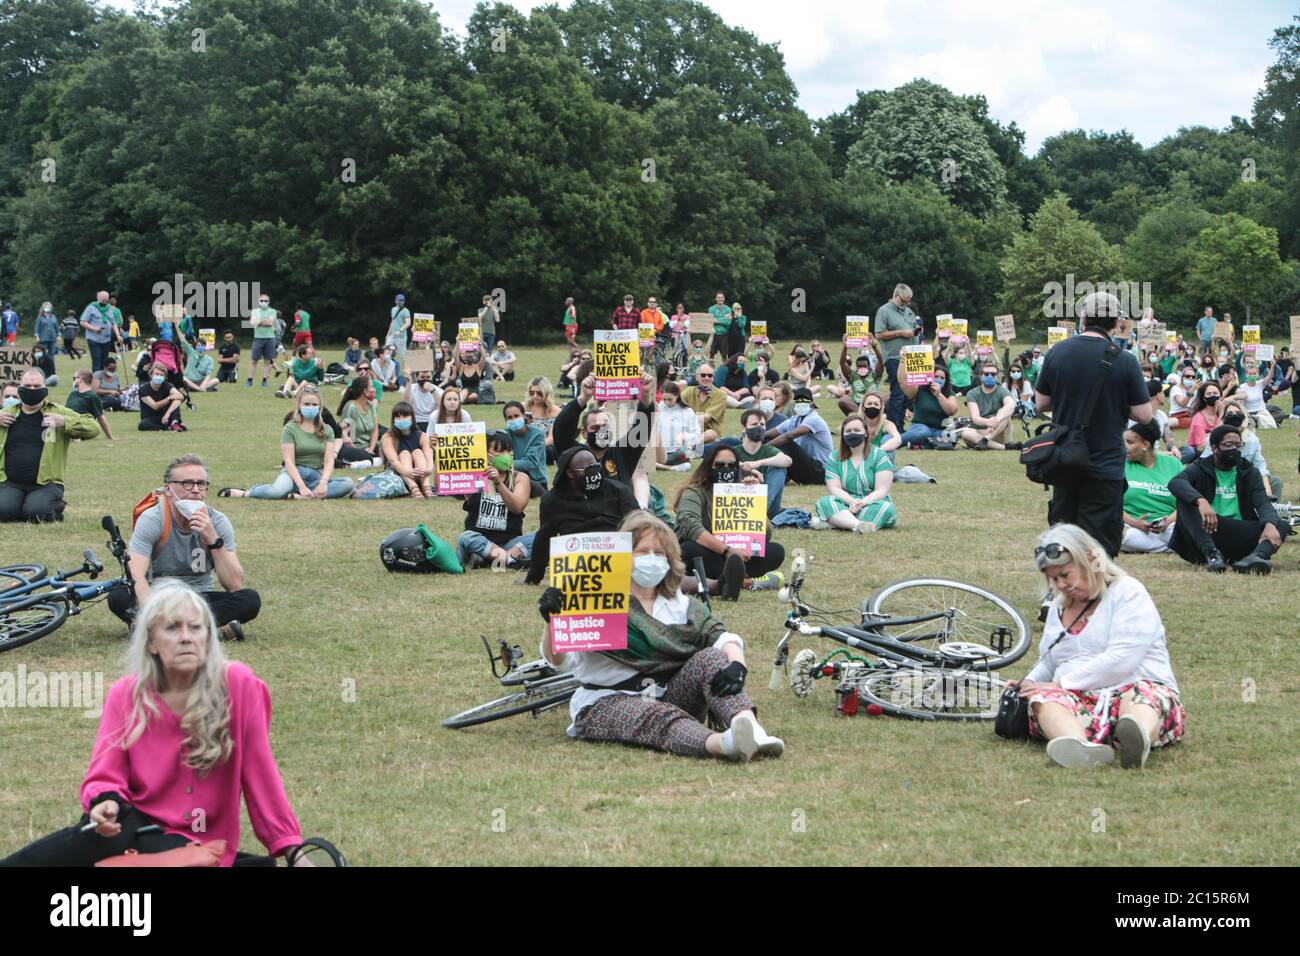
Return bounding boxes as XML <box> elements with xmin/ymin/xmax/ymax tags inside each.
<box><xmin>1168</xmin><ymin>424</ymin><xmax>1285</xmax><ymax>574</ymax></box>
<box><xmin>107</xmin><ymin>453</ymin><xmax>260</xmax><ymax>639</ymax></box>
<box><xmin>611</xmin><ymin>294</ymin><xmax>639</xmax><ymax>331</ymax></box>
<box><xmin>679</xmin><ymin>364</ymin><xmax>728</xmax><ymax>443</ymax></box>
<box><xmin>247</xmin><ymin>292</ymin><xmax>278</xmax><ymax>389</ymax></box>
<box><xmin>873</xmin><ymin>283</ymin><xmax>922</xmax><ymax>430</ymax></box>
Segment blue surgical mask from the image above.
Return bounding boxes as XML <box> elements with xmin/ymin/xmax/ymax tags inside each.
<box><xmin>300</xmin><ymin>406</ymin><xmax>320</xmax><ymax>420</ymax></box>
<box><xmin>981</xmin><ymin>374</ymin><xmax>998</xmax><ymax>387</ymax></box>
<box><xmin>2</xmin><ymin>396</ymin><xmax>18</xmax><ymax>409</ymax></box>
<box><xmin>759</xmin><ymin>399</ymin><xmax>775</xmax><ymax>416</ymax></box>
<box><xmin>506</xmin><ymin>417</ymin><xmax>526</xmax><ymax>433</ymax></box>
<box><xmin>395</xmin><ymin>417</ymin><xmax>413</xmax><ymax>431</ymax></box>
<box><xmin>151</xmin><ymin>375</ymin><xmax>166</xmax><ymax>387</ymax></box>
<box><xmin>793</xmin><ymin>402</ymin><xmax>812</xmax><ymax>417</ymax></box>
<box><xmin>933</xmin><ymin>378</ymin><xmax>946</xmax><ymax>389</ymax></box>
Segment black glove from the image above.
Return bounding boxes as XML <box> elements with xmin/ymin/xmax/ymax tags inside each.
<box><xmin>710</xmin><ymin>660</ymin><xmax>748</xmax><ymax>696</ymax></box>
<box><xmin>538</xmin><ymin>587</ymin><xmax>565</xmax><ymax>622</ymax></box>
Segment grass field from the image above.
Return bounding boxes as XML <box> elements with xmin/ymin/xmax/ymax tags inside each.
<box><xmin>2</xmin><ymin>339</ymin><xmax>1298</xmax><ymax>866</ymax></box>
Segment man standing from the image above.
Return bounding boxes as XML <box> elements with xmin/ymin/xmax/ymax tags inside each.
<box><xmin>107</xmin><ymin>454</ymin><xmax>260</xmax><ymax>639</ymax></box>
<box><xmin>0</xmin><ymin>369</ymin><xmax>100</xmax><ymax>522</ymax></box>
<box><xmin>1034</xmin><ymin>292</ymin><xmax>1152</xmax><ymax>558</ymax></box>
<box><xmin>216</xmin><ymin>330</ymin><xmax>240</xmax><ymax>384</ymax></box>
<box><xmin>291</xmin><ymin>304</ymin><xmax>313</xmax><ymax>348</ymax></box>
<box><xmin>35</xmin><ymin>303</ymin><xmax>59</xmax><ymax>358</ymax></box>
<box><xmin>80</xmin><ymin>291</ymin><xmax>122</xmax><ymax>373</ymax></box>
<box><xmin>611</xmin><ymin>294</ymin><xmax>639</xmax><ymax>331</ymax></box>
<box><xmin>387</xmin><ymin>293</ymin><xmax>411</xmax><ymax>370</ymax></box>
<box><xmin>765</xmin><ymin>387</ymin><xmax>833</xmax><ymax>486</ymax></box>
<box><xmin>707</xmin><ymin>292</ymin><xmax>731</xmax><ymax>359</ymax></box>
<box><xmin>1168</xmin><ymin>424</ymin><xmax>1284</xmax><ymax>574</ymax></box>
<box><xmin>477</xmin><ymin>293</ymin><xmax>499</xmax><ymax>351</ymax></box>
<box><xmin>1195</xmin><ymin>306</ymin><xmax>1215</xmax><ymax>357</ymax></box>
<box><xmin>873</xmin><ymin>283</ymin><xmax>921</xmax><ymax>430</ymax></box>
<box><xmin>247</xmin><ymin>292</ymin><xmax>278</xmax><ymax>388</ymax></box>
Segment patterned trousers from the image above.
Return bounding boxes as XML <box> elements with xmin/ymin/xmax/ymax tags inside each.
<box><xmin>573</xmin><ymin>647</ymin><xmax>754</xmax><ymax>756</ymax></box>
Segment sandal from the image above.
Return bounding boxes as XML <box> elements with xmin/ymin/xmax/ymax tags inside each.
<box><xmin>409</xmin><ymin>488</ymin><xmax>424</xmax><ymax>499</ymax></box>
<box><xmin>218</xmin><ymin>487</ymin><xmax>236</xmax><ymax>497</ymax></box>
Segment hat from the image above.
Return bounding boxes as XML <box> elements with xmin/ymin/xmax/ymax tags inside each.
<box><xmin>792</xmin><ymin>387</ymin><xmax>816</xmax><ymax>403</ymax></box>
<box><xmin>1145</xmin><ymin>379</ymin><xmax>1164</xmax><ymax>398</ymax></box>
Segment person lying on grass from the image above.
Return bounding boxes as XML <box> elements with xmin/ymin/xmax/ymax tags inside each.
<box><xmin>1019</xmin><ymin>523</ymin><xmax>1184</xmax><ymax>770</ymax></box>
<box><xmin>539</xmin><ymin>511</ymin><xmax>783</xmax><ymax>763</ymax></box>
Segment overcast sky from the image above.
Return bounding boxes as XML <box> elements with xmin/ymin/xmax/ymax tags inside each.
<box><xmin>108</xmin><ymin>0</ymin><xmax>1294</xmax><ymax>152</ymax></box>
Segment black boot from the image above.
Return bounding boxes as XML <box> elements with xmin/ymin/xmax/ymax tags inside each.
<box><xmin>1232</xmin><ymin>541</ymin><xmax>1275</xmax><ymax>575</ymax></box>
<box><xmin>1203</xmin><ymin>548</ymin><xmax>1227</xmax><ymax>573</ymax></box>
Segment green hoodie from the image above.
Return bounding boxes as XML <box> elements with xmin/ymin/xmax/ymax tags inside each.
<box><xmin>0</xmin><ymin>399</ymin><xmax>100</xmax><ymax>486</ymax></box>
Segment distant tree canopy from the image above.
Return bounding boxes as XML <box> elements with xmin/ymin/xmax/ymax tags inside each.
<box><xmin>0</xmin><ymin>0</ymin><xmax>1296</xmax><ymax>339</ymax></box>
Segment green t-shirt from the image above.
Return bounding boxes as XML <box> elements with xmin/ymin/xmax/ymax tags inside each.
<box><xmin>250</xmin><ymin>307</ymin><xmax>277</xmax><ymax>339</ymax></box>
<box><xmin>1123</xmin><ymin>455</ymin><xmax>1182</xmax><ymax>520</ymax></box>
<box><xmin>290</xmin><ymin>356</ymin><xmax>322</xmax><ymax>383</ymax></box>
<box><xmin>280</xmin><ymin>421</ymin><xmax>335</xmax><ymax>470</ymax></box>
<box><xmin>1213</xmin><ymin>467</ymin><xmax>1241</xmax><ymax>520</ymax></box>
<box><xmin>965</xmin><ymin>385</ymin><xmax>1012</xmax><ymax>419</ymax></box>
<box><xmin>873</xmin><ymin>301</ymin><xmax>916</xmax><ymax>362</ymax></box>
<box><xmin>294</xmin><ymin>310</ymin><xmax>311</xmax><ymax>332</ymax></box>
<box><xmin>948</xmin><ymin>357</ymin><xmax>974</xmax><ymax>389</ymax></box>
<box><xmin>824</xmin><ymin>446</ymin><xmax>895</xmax><ymax>497</ymax></box>
<box><xmin>736</xmin><ymin>443</ymin><xmax>779</xmax><ymax>466</ymax></box>
<box><xmin>849</xmin><ymin>373</ymin><xmax>880</xmax><ymax>404</ymax></box>
<box><xmin>342</xmin><ymin>401</ymin><xmax>377</xmax><ymax>448</ymax></box>
<box><xmin>709</xmin><ymin>304</ymin><xmax>732</xmax><ymax>335</ymax></box>
<box><xmin>912</xmin><ymin>386</ymin><xmax>947</xmax><ymax>429</ymax></box>
<box><xmin>65</xmin><ymin>388</ymin><xmax>104</xmax><ymax>419</ymax></box>
<box><xmin>1159</xmin><ymin>354</ymin><xmax>1177</xmax><ymax>377</ymax></box>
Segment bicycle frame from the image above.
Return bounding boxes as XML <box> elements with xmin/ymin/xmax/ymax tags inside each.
<box><xmin>0</xmin><ymin>516</ymin><xmax>134</xmax><ymax>616</ymax></box>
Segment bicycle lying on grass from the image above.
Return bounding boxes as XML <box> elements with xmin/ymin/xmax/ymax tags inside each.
<box><xmin>0</xmin><ymin>515</ymin><xmax>134</xmax><ymax>652</ymax></box>
<box><xmin>769</xmin><ymin>550</ymin><xmax>1031</xmax><ymax>720</ymax></box>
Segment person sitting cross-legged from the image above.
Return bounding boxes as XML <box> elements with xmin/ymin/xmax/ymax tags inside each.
<box><xmin>1167</xmin><ymin>423</ymin><xmax>1285</xmax><ymax>575</ymax></box>
<box><xmin>457</xmin><ymin>431</ymin><xmax>535</xmax><ymax>570</ymax></box>
<box><xmin>811</xmin><ymin>414</ymin><xmax>898</xmax><ymax>532</ymax></box>
<box><xmin>0</xmin><ymin>370</ymin><xmax>100</xmax><ymax>522</ymax></box>
<box><xmin>959</xmin><ymin>361</ymin><xmax>1019</xmax><ymax>450</ymax></box>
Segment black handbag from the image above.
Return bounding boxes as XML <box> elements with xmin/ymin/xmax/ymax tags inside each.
<box><xmin>994</xmin><ymin>683</ymin><xmax>1030</xmax><ymax>739</ymax></box>
<box><xmin>1019</xmin><ymin>340</ymin><xmax>1120</xmax><ymax>485</ymax></box>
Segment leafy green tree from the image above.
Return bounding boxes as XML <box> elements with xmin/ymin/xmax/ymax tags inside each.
<box><xmin>1122</xmin><ymin>194</ymin><xmax>1213</xmax><ymax>324</ymax></box>
<box><xmin>1036</xmin><ymin>128</ymin><xmax>1152</xmax><ymax>221</ymax></box>
<box><xmin>1252</xmin><ymin>16</ymin><xmax>1300</xmax><ymax>258</ymax></box>
<box><xmin>1186</xmin><ymin>213</ymin><xmax>1286</xmax><ymax>324</ymax></box>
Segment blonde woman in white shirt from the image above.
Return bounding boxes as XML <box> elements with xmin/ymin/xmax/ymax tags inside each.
<box><xmin>1019</xmin><ymin>524</ymin><xmax>1185</xmax><ymax>770</ymax></box>
<box><xmin>656</xmin><ymin>380</ymin><xmax>702</xmax><ymax>468</ymax></box>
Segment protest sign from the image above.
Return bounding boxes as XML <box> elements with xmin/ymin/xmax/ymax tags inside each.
<box><xmin>994</xmin><ymin>314</ymin><xmax>1015</xmax><ymax>342</ymax></box>
<box><xmin>1116</xmin><ymin>317</ymin><xmax>1133</xmax><ymax>339</ymax></box>
<box><xmin>1242</xmin><ymin>325</ymin><xmax>1260</xmax><ymax>353</ymax></box>
<box><xmin>434</xmin><ymin>421</ymin><xmax>487</xmax><ymax>496</ymax></box>
<box><xmin>1255</xmin><ymin>343</ymin><xmax>1274</xmax><ymax>363</ymax></box>
<box><xmin>548</xmin><ymin>531</ymin><xmax>632</xmax><ymax>653</ymax></box>
<box><xmin>457</xmin><ymin>321</ymin><xmax>481</xmax><ymax>355</ymax></box>
<box><xmin>1291</xmin><ymin>316</ymin><xmax>1300</xmax><ymax>352</ymax></box>
<box><xmin>1056</xmin><ymin>318</ymin><xmax>1075</xmax><ymax>334</ymax></box>
<box><xmin>749</xmin><ymin>319</ymin><xmax>768</xmax><ymax>344</ymax></box>
<box><xmin>949</xmin><ymin>318</ymin><xmax>968</xmax><ymax>343</ymax></box>
<box><xmin>638</xmin><ymin>323</ymin><xmax>656</xmax><ymax>350</ymax></box>
<box><xmin>689</xmin><ymin>312</ymin><xmax>714</xmax><ymax>335</ymax></box>
<box><xmin>593</xmin><ymin>329</ymin><xmax>640</xmax><ymax>401</ymax></box>
<box><xmin>1166</xmin><ymin>331</ymin><xmax>1178</xmax><ymax>345</ymax></box>
<box><xmin>1047</xmin><ymin>327</ymin><xmax>1069</xmax><ymax>349</ymax></box>
<box><xmin>935</xmin><ymin>314</ymin><xmax>953</xmax><ymax>338</ymax></box>
<box><xmin>198</xmin><ymin>328</ymin><xmax>215</xmax><ymax>348</ymax></box>
<box><xmin>1213</xmin><ymin>321</ymin><xmax>1233</xmax><ymax>343</ymax></box>
<box><xmin>712</xmin><ymin>484</ymin><xmax>768</xmax><ymax>556</ymax></box>
<box><xmin>412</xmin><ymin>313</ymin><xmax>437</xmax><ymax>345</ymax></box>
<box><xmin>845</xmin><ymin>316</ymin><xmax>872</xmax><ymax>349</ymax></box>
<box><xmin>976</xmin><ymin>330</ymin><xmax>994</xmax><ymax>356</ymax></box>
<box><xmin>155</xmin><ymin>303</ymin><xmax>183</xmax><ymax>324</ymax></box>
<box><xmin>0</xmin><ymin>346</ymin><xmax>34</xmax><ymax>385</ymax></box>
<box><xmin>901</xmin><ymin>345</ymin><xmax>934</xmax><ymax>385</ymax></box>
<box><xmin>404</xmin><ymin>348</ymin><xmax>434</xmax><ymax>373</ymax></box>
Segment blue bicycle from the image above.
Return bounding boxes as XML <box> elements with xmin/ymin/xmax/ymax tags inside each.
<box><xmin>0</xmin><ymin>515</ymin><xmax>134</xmax><ymax>652</ymax></box>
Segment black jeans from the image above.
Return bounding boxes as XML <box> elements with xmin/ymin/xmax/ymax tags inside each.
<box><xmin>0</xmin><ymin>481</ymin><xmax>65</xmax><ymax>522</ymax></box>
<box><xmin>884</xmin><ymin>358</ymin><xmax>908</xmax><ymax>430</ymax></box>
<box><xmin>1170</xmin><ymin>501</ymin><xmax>1275</xmax><ymax>564</ymax></box>
<box><xmin>217</xmin><ymin>363</ymin><xmax>238</xmax><ymax>383</ymax></box>
<box><xmin>782</xmin><ymin>441</ymin><xmax>826</xmax><ymax>486</ymax></box>
<box><xmin>1047</xmin><ymin>477</ymin><xmax>1126</xmax><ymax>558</ymax></box>
<box><xmin>107</xmin><ymin>586</ymin><xmax>261</xmax><ymax>627</ymax></box>
<box><xmin>681</xmin><ymin>540</ymin><xmax>786</xmax><ymax>579</ymax></box>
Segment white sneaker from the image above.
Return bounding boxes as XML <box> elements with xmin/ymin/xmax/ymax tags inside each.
<box><xmin>1046</xmin><ymin>737</ymin><xmax>1115</xmax><ymax>769</ymax></box>
<box><xmin>810</xmin><ymin>517</ymin><xmax>831</xmax><ymax>530</ymax></box>
<box><xmin>721</xmin><ymin>712</ymin><xmax>760</xmax><ymax>762</ymax></box>
<box><xmin>853</xmin><ymin>519</ymin><xmax>877</xmax><ymax>533</ymax></box>
<box><xmin>1114</xmin><ymin>714</ymin><xmax>1151</xmax><ymax>770</ymax></box>
<box><xmin>751</xmin><ymin>718</ymin><xmax>785</xmax><ymax>758</ymax></box>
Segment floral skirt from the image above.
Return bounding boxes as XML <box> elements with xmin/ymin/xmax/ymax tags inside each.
<box><xmin>1028</xmin><ymin>680</ymin><xmax>1185</xmax><ymax>748</ymax></box>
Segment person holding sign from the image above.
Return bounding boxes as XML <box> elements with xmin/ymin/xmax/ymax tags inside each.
<box><xmin>538</xmin><ymin>512</ymin><xmax>783</xmax><ymax>762</ymax></box>
<box><xmin>829</xmin><ymin>337</ymin><xmax>883</xmax><ymax>415</ymax></box>
<box><xmin>898</xmin><ymin>362</ymin><xmax>960</xmax><ymax>448</ymax></box>
<box><xmin>811</xmin><ymin>415</ymin><xmax>897</xmax><ymax>532</ymax></box>
<box><xmin>673</xmin><ymin>445</ymin><xmax>786</xmax><ymax>601</ymax></box>
<box><xmin>457</xmin><ymin>431</ymin><xmax>534</xmax><ymax>570</ymax></box>
<box><xmin>552</xmin><ymin>371</ymin><xmax>655</xmax><ymax>491</ymax></box>
<box><xmin>380</xmin><ymin>401</ymin><xmax>436</xmax><ymax>498</ymax></box>
<box><xmin>525</xmin><ymin>447</ymin><xmax>641</xmax><ymax>585</ymax></box>
<box><xmin>0</xmin><ymin>369</ymin><xmax>100</xmax><ymax>522</ymax></box>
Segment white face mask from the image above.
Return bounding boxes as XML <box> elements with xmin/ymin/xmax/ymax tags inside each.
<box><xmin>631</xmin><ymin>553</ymin><xmax>671</xmax><ymax>588</ymax></box>
<box><xmin>174</xmin><ymin>498</ymin><xmax>204</xmax><ymax>519</ymax></box>
<box><xmin>793</xmin><ymin>402</ymin><xmax>812</xmax><ymax>417</ymax></box>
<box><xmin>759</xmin><ymin>399</ymin><xmax>776</xmax><ymax>415</ymax></box>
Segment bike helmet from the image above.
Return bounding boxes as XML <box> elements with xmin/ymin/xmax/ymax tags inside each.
<box><xmin>379</xmin><ymin>524</ymin><xmax>463</xmax><ymax>574</ymax></box>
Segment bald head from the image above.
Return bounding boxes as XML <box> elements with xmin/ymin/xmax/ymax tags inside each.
<box><xmin>97</xmin><ymin>291</ymin><xmax>110</xmax><ymax>304</ymax></box>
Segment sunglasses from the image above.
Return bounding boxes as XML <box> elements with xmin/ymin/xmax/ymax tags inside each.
<box><xmin>697</xmin><ymin>373</ymin><xmax>714</xmax><ymax>379</ymax></box>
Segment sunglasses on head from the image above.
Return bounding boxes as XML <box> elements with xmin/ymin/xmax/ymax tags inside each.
<box><xmin>1033</xmin><ymin>542</ymin><xmax>1072</xmax><ymax>569</ymax></box>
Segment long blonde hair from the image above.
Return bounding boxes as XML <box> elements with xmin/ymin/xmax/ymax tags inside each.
<box><xmin>121</xmin><ymin>583</ymin><xmax>233</xmax><ymax>774</ymax></box>
<box><xmin>620</xmin><ymin>511</ymin><xmax>685</xmax><ymax>600</ymax></box>
<box><xmin>1036</xmin><ymin>524</ymin><xmax>1126</xmax><ymax>608</ymax></box>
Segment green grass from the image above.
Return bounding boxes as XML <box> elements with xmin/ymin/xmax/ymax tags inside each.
<box><xmin>2</xmin><ymin>339</ymin><xmax>1298</xmax><ymax>866</ymax></box>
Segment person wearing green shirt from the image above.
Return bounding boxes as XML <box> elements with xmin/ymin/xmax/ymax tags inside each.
<box><xmin>830</xmin><ymin>338</ymin><xmax>883</xmax><ymax>415</ymax></box>
<box><xmin>707</xmin><ymin>291</ymin><xmax>732</xmax><ymax>359</ymax></box>
<box><xmin>278</xmin><ymin>344</ymin><xmax>324</xmax><ymax>398</ymax></box>
<box><xmin>221</xmin><ymin>389</ymin><xmax>355</xmax><ymax>500</ymax></box>
<box><xmin>0</xmin><ymin>369</ymin><xmax>100</xmax><ymax>522</ymax></box>
<box><xmin>337</xmin><ymin>378</ymin><xmax>381</xmax><ymax>459</ymax></box>
<box><xmin>65</xmin><ymin>369</ymin><xmax>114</xmax><ymax>441</ymax></box>
<box><xmin>1120</xmin><ymin>420</ymin><xmax>1181</xmax><ymax>553</ymax></box>
<box><xmin>873</xmin><ymin>283</ymin><xmax>920</xmax><ymax>429</ymax></box>
<box><xmin>503</xmin><ymin>401</ymin><xmax>549</xmax><ymax>497</ymax></box>
<box><xmin>247</xmin><ymin>292</ymin><xmax>278</xmax><ymax>388</ymax></box>
<box><xmin>291</xmin><ymin>306</ymin><xmax>313</xmax><ymax>347</ymax></box>
<box><xmin>945</xmin><ymin>344</ymin><xmax>975</xmax><ymax>394</ymax></box>
<box><xmin>958</xmin><ymin>361</ymin><xmax>1017</xmax><ymax>450</ymax></box>
<box><xmin>179</xmin><ymin>333</ymin><xmax>218</xmax><ymax>392</ymax></box>
<box><xmin>811</xmin><ymin>415</ymin><xmax>897</xmax><ymax>532</ymax></box>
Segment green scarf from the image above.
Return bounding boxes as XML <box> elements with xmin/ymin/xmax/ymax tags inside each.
<box><xmin>599</xmin><ymin>596</ymin><xmax>725</xmax><ymax>679</ymax></box>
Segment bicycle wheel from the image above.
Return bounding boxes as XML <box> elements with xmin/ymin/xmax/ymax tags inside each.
<box><xmin>865</xmin><ymin>578</ymin><xmax>1030</xmax><ymax>670</ymax></box>
<box><xmin>0</xmin><ymin>565</ymin><xmax>46</xmax><ymax>595</ymax></box>
<box><xmin>856</xmin><ymin>667</ymin><xmax>1008</xmax><ymax>721</ymax></box>
<box><xmin>0</xmin><ymin>601</ymin><xmax>68</xmax><ymax>652</ymax></box>
<box><xmin>442</xmin><ymin>678</ymin><xmax>577</xmax><ymax>729</ymax></box>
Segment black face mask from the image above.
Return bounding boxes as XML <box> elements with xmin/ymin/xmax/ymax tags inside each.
<box><xmin>17</xmin><ymin>387</ymin><xmax>47</xmax><ymax>406</ymax></box>
<box><xmin>843</xmin><ymin>432</ymin><xmax>867</xmax><ymax>448</ymax></box>
<box><xmin>712</xmin><ymin>464</ymin><xmax>740</xmax><ymax>485</ymax></box>
<box><xmin>581</xmin><ymin>464</ymin><xmax>604</xmax><ymax>496</ymax></box>
<box><xmin>862</xmin><ymin>406</ymin><xmax>881</xmax><ymax>420</ymax></box>
<box><xmin>744</xmin><ymin>426</ymin><xmax>765</xmax><ymax>442</ymax></box>
<box><xmin>1216</xmin><ymin>449</ymin><xmax>1241</xmax><ymax>470</ymax></box>
<box><xmin>587</xmin><ymin>428</ymin><xmax>611</xmax><ymax>449</ymax></box>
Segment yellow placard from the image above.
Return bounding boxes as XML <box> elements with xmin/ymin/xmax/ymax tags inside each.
<box><xmin>434</xmin><ymin>421</ymin><xmax>487</xmax><ymax>496</ymax></box>
<box><xmin>198</xmin><ymin>328</ymin><xmax>215</xmax><ymax>348</ymax></box>
<box><xmin>976</xmin><ymin>330</ymin><xmax>994</xmax><ymax>351</ymax></box>
<box><xmin>548</xmin><ymin>531</ymin><xmax>632</xmax><ymax>652</ymax></box>
<box><xmin>901</xmin><ymin>345</ymin><xmax>934</xmax><ymax>384</ymax></box>
<box><xmin>950</xmin><ymin>318</ymin><xmax>968</xmax><ymax>342</ymax></box>
<box><xmin>711</xmin><ymin>483</ymin><xmax>768</xmax><ymax>556</ymax></box>
<box><xmin>593</xmin><ymin>329</ymin><xmax>640</xmax><ymax>401</ymax></box>
<box><xmin>1165</xmin><ymin>331</ymin><xmax>1178</xmax><ymax>344</ymax></box>
<box><xmin>412</xmin><ymin>313</ymin><xmax>437</xmax><ymax>344</ymax></box>
<box><xmin>936</xmin><ymin>314</ymin><xmax>953</xmax><ymax>337</ymax></box>
<box><xmin>638</xmin><ymin>323</ymin><xmax>656</xmax><ymax>347</ymax></box>
<box><xmin>750</xmin><ymin>320</ymin><xmax>768</xmax><ymax>343</ymax></box>
<box><xmin>1242</xmin><ymin>325</ymin><xmax>1260</xmax><ymax>351</ymax></box>
<box><xmin>457</xmin><ymin>321</ymin><xmax>481</xmax><ymax>354</ymax></box>
<box><xmin>1047</xmin><ymin>327</ymin><xmax>1069</xmax><ymax>349</ymax></box>
<box><xmin>845</xmin><ymin>317</ymin><xmax>872</xmax><ymax>348</ymax></box>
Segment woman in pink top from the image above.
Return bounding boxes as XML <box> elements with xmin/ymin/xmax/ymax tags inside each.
<box><xmin>1181</xmin><ymin>380</ymin><xmax>1222</xmax><ymax>463</ymax></box>
<box><xmin>1</xmin><ymin>583</ymin><xmax>305</xmax><ymax>867</ymax></box>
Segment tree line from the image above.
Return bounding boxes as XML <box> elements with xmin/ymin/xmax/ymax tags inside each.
<box><xmin>1</xmin><ymin>0</ymin><xmax>1297</xmax><ymax>342</ymax></box>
